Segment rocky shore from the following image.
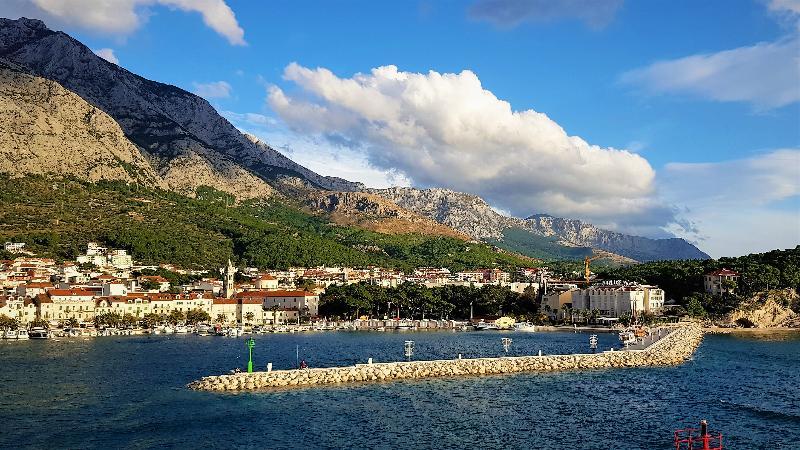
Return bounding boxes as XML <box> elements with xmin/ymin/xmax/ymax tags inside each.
<box><xmin>188</xmin><ymin>325</ymin><xmax>703</xmax><ymax>392</ymax></box>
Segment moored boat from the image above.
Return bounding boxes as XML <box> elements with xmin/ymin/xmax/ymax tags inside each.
<box><xmin>3</xmin><ymin>329</ymin><xmax>19</xmax><ymax>339</ymax></box>
<box><xmin>16</xmin><ymin>329</ymin><xmax>29</xmax><ymax>340</ymax></box>
<box><xmin>29</xmin><ymin>327</ymin><xmax>50</xmax><ymax>339</ymax></box>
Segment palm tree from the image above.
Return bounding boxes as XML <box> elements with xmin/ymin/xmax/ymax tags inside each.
<box><xmin>270</xmin><ymin>305</ymin><xmax>280</xmax><ymax>325</ymax></box>
<box><xmin>215</xmin><ymin>313</ymin><xmax>227</xmax><ymax>325</ymax></box>
<box><xmin>244</xmin><ymin>311</ymin><xmax>255</xmax><ymax>325</ymax></box>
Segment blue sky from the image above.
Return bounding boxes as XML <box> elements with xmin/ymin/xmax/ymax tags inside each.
<box><xmin>3</xmin><ymin>0</ymin><xmax>799</xmax><ymax>258</ymax></box>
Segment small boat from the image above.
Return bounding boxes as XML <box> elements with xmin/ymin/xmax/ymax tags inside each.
<box><xmin>174</xmin><ymin>325</ymin><xmax>189</xmax><ymax>334</ymax></box>
<box><xmin>395</xmin><ymin>321</ymin><xmax>414</xmax><ymax>330</ymax></box>
<box><xmin>29</xmin><ymin>327</ymin><xmax>50</xmax><ymax>339</ymax></box>
<box><xmin>16</xmin><ymin>329</ymin><xmax>29</xmax><ymax>340</ymax></box>
<box><xmin>619</xmin><ymin>329</ymin><xmax>637</xmax><ymax>346</ymax></box>
<box><xmin>474</xmin><ymin>322</ymin><xmax>499</xmax><ymax>331</ymax></box>
<box><xmin>163</xmin><ymin>325</ymin><xmax>175</xmax><ymax>334</ymax></box>
<box><xmin>514</xmin><ymin>322</ymin><xmax>537</xmax><ymax>332</ymax></box>
<box><xmin>196</xmin><ymin>324</ymin><xmax>211</xmax><ymax>336</ymax></box>
<box><xmin>3</xmin><ymin>329</ymin><xmax>19</xmax><ymax>339</ymax></box>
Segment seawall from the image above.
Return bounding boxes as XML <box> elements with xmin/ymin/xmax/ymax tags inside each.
<box><xmin>188</xmin><ymin>325</ymin><xmax>703</xmax><ymax>392</ymax></box>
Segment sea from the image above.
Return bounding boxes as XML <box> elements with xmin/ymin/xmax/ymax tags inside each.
<box><xmin>1</xmin><ymin>330</ymin><xmax>798</xmax><ymax>449</ymax></box>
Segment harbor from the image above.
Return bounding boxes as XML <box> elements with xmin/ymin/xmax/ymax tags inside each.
<box><xmin>187</xmin><ymin>325</ymin><xmax>703</xmax><ymax>391</ymax></box>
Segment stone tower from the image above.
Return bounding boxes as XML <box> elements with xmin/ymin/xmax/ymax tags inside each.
<box><xmin>222</xmin><ymin>259</ymin><xmax>237</xmax><ymax>298</ymax></box>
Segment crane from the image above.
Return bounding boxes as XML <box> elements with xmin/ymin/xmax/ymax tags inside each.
<box><xmin>583</xmin><ymin>255</ymin><xmax>603</xmax><ymax>286</ymax></box>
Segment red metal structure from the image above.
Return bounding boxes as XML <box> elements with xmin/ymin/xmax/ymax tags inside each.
<box><xmin>674</xmin><ymin>420</ymin><xmax>723</xmax><ymax>450</ymax></box>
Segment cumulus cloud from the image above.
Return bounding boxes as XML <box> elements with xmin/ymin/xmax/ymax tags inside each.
<box><xmin>621</xmin><ymin>38</ymin><xmax>800</xmax><ymax>110</ymax></box>
<box><xmin>92</xmin><ymin>47</ymin><xmax>119</xmax><ymax>64</ymax></box>
<box><xmin>621</xmin><ymin>1</ymin><xmax>800</xmax><ymax>110</ymax></box>
<box><xmin>2</xmin><ymin>0</ymin><xmax>246</xmax><ymax>45</ymax></box>
<box><xmin>192</xmin><ymin>80</ymin><xmax>232</xmax><ymax>99</ymax></box>
<box><xmin>269</xmin><ymin>63</ymin><xmax>677</xmax><ymax>236</ymax></box>
<box><xmin>661</xmin><ymin>149</ymin><xmax>800</xmax><ymax>257</ymax></box>
<box><xmin>469</xmin><ymin>0</ymin><xmax>624</xmax><ymax>29</ymax></box>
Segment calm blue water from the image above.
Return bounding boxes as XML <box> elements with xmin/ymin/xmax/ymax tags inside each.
<box><xmin>1</xmin><ymin>330</ymin><xmax>798</xmax><ymax>449</ymax></box>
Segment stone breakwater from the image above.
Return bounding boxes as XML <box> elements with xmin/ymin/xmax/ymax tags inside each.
<box><xmin>188</xmin><ymin>325</ymin><xmax>703</xmax><ymax>392</ymax></box>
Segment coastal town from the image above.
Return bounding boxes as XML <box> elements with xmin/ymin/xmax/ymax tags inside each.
<box><xmin>0</xmin><ymin>240</ymin><xmax>721</xmax><ymax>338</ymax></box>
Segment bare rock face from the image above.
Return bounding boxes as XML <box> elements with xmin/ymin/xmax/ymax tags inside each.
<box><xmin>0</xmin><ymin>18</ymin><xmax>361</xmax><ymax>196</ymax></box>
<box><xmin>0</xmin><ymin>59</ymin><xmax>162</xmax><ymax>186</ymax></box>
<box><xmin>305</xmin><ymin>191</ymin><xmax>470</xmax><ymax>239</ymax></box>
<box><xmin>371</xmin><ymin>187</ymin><xmax>710</xmax><ymax>262</ymax></box>
<box><xmin>728</xmin><ymin>289</ymin><xmax>799</xmax><ymax>328</ymax></box>
<box><xmin>370</xmin><ymin>187</ymin><xmax>518</xmax><ymax>240</ymax></box>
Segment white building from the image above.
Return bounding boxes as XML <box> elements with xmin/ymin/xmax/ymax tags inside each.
<box><xmin>704</xmin><ymin>268</ymin><xmax>740</xmax><ymax>295</ymax></box>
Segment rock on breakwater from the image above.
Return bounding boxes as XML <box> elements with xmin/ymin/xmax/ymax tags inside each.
<box><xmin>188</xmin><ymin>325</ymin><xmax>703</xmax><ymax>392</ymax></box>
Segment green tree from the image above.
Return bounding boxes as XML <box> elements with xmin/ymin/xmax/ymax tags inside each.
<box><xmin>186</xmin><ymin>308</ymin><xmax>211</xmax><ymax>324</ymax></box>
<box><xmin>243</xmin><ymin>311</ymin><xmax>255</xmax><ymax>324</ymax></box>
<box><xmin>167</xmin><ymin>310</ymin><xmax>185</xmax><ymax>325</ymax></box>
<box><xmin>686</xmin><ymin>296</ymin><xmax>707</xmax><ymax>319</ymax></box>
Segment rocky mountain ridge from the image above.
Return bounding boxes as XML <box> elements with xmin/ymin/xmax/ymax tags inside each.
<box><xmin>0</xmin><ymin>58</ymin><xmax>162</xmax><ymax>187</ymax></box>
<box><xmin>372</xmin><ymin>187</ymin><xmax>709</xmax><ymax>262</ymax></box>
<box><xmin>0</xmin><ymin>18</ymin><xmax>361</xmax><ymax>199</ymax></box>
<box><xmin>0</xmin><ymin>17</ymin><xmax>710</xmax><ymax>263</ymax></box>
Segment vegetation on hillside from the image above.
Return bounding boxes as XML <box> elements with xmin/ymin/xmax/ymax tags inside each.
<box><xmin>487</xmin><ymin>227</ymin><xmax>594</xmax><ymax>261</ymax></box>
<box><xmin>596</xmin><ymin>247</ymin><xmax>800</xmax><ymax>318</ymax></box>
<box><xmin>0</xmin><ymin>176</ymin><xmax>535</xmax><ymax>272</ymax></box>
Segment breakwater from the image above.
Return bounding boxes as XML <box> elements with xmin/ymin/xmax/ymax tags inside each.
<box><xmin>188</xmin><ymin>325</ymin><xmax>703</xmax><ymax>391</ymax></box>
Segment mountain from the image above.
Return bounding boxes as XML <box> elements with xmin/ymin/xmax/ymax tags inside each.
<box><xmin>0</xmin><ymin>17</ymin><xmax>709</xmax><ymax>264</ymax></box>
<box><xmin>371</xmin><ymin>187</ymin><xmax>710</xmax><ymax>262</ymax></box>
<box><xmin>0</xmin><ymin>58</ymin><xmax>161</xmax><ymax>187</ymax></box>
<box><xmin>0</xmin><ymin>17</ymin><xmax>361</xmax><ymax>199</ymax></box>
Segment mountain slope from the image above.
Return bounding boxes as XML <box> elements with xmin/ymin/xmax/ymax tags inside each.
<box><xmin>0</xmin><ymin>175</ymin><xmax>535</xmax><ymax>271</ymax></box>
<box><xmin>0</xmin><ymin>58</ymin><xmax>161</xmax><ymax>186</ymax></box>
<box><xmin>0</xmin><ymin>17</ymin><xmax>361</xmax><ymax>198</ymax></box>
<box><xmin>372</xmin><ymin>187</ymin><xmax>710</xmax><ymax>262</ymax></box>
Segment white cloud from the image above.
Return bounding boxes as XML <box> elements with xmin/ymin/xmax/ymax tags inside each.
<box><xmin>662</xmin><ymin>149</ymin><xmax>800</xmax><ymax>257</ymax></box>
<box><xmin>621</xmin><ymin>1</ymin><xmax>800</xmax><ymax>110</ymax></box>
<box><xmin>220</xmin><ymin>110</ymin><xmax>277</xmax><ymax>128</ymax></box>
<box><xmin>92</xmin><ymin>47</ymin><xmax>119</xmax><ymax>64</ymax></box>
<box><xmin>621</xmin><ymin>38</ymin><xmax>800</xmax><ymax>110</ymax></box>
<box><xmin>268</xmin><ymin>63</ymin><xmax>676</xmax><ymax>235</ymax></box>
<box><xmin>192</xmin><ymin>80</ymin><xmax>232</xmax><ymax>99</ymax></box>
<box><xmin>469</xmin><ymin>0</ymin><xmax>624</xmax><ymax>29</ymax></box>
<box><xmin>5</xmin><ymin>0</ymin><xmax>246</xmax><ymax>45</ymax></box>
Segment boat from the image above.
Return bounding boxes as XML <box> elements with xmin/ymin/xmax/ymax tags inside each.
<box><xmin>196</xmin><ymin>324</ymin><xmax>211</xmax><ymax>336</ymax></box>
<box><xmin>16</xmin><ymin>329</ymin><xmax>29</xmax><ymax>340</ymax></box>
<box><xmin>619</xmin><ymin>329</ymin><xmax>638</xmax><ymax>346</ymax></box>
<box><xmin>163</xmin><ymin>325</ymin><xmax>175</xmax><ymax>334</ymax></box>
<box><xmin>29</xmin><ymin>327</ymin><xmax>50</xmax><ymax>339</ymax></box>
<box><xmin>514</xmin><ymin>322</ymin><xmax>537</xmax><ymax>332</ymax></box>
<box><xmin>395</xmin><ymin>321</ymin><xmax>414</xmax><ymax>330</ymax></box>
<box><xmin>3</xmin><ymin>329</ymin><xmax>19</xmax><ymax>339</ymax></box>
<box><xmin>474</xmin><ymin>322</ymin><xmax>499</xmax><ymax>331</ymax></box>
<box><xmin>174</xmin><ymin>325</ymin><xmax>189</xmax><ymax>334</ymax></box>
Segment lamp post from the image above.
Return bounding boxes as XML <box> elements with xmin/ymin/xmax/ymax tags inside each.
<box><xmin>246</xmin><ymin>337</ymin><xmax>255</xmax><ymax>373</ymax></box>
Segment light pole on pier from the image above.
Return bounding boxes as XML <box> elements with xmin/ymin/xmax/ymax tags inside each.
<box><xmin>246</xmin><ymin>338</ymin><xmax>255</xmax><ymax>373</ymax></box>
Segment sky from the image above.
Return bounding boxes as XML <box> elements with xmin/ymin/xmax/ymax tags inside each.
<box><xmin>2</xmin><ymin>0</ymin><xmax>799</xmax><ymax>258</ymax></box>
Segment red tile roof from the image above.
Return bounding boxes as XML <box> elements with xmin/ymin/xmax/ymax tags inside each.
<box><xmin>707</xmin><ymin>268</ymin><xmax>739</xmax><ymax>276</ymax></box>
<box><xmin>49</xmin><ymin>289</ymin><xmax>95</xmax><ymax>297</ymax></box>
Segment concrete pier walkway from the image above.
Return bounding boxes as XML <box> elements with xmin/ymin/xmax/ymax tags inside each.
<box><xmin>188</xmin><ymin>325</ymin><xmax>703</xmax><ymax>392</ymax></box>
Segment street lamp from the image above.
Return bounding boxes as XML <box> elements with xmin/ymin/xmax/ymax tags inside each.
<box><xmin>246</xmin><ymin>337</ymin><xmax>255</xmax><ymax>373</ymax></box>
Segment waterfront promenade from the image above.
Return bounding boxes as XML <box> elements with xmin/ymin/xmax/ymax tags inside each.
<box><xmin>188</xmin><ymin>324</ymin><xmax>703</xmax><ymax>391</ymax></box>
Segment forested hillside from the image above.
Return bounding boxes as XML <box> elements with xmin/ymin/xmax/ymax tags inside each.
<box><xmin>0</xmin><ymin>176</ymin><xmax>535</xmax><ymax>271</ymax></box>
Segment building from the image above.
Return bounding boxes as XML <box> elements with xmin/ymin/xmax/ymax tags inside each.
<box><xmin>221</xmin><ymin>259</ymin><xmax>237</xmax><ymax>298</ymax></box>
<box><xmin>235</xmin><ymin>290</ymin><xmax>319</xmax><ymax>316</ymax></box>
<box><xmin>585</xmin><ymin>285</ymin><xmax>665</xmax><ymax>317</ymax></box>
<box><xmin>4</xmin><ymin>242</ymin><xmax>26</xmax><ymax>253</ymax></box>
<box><xmin>704</xmin><ymin>268</ymin><xmax>740</xmax><ymax>295</ymax></box>
<box><xmin>254</xmin><ymin>274</ymin><xmax>279</xmax><ymax>290</ymax></box>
